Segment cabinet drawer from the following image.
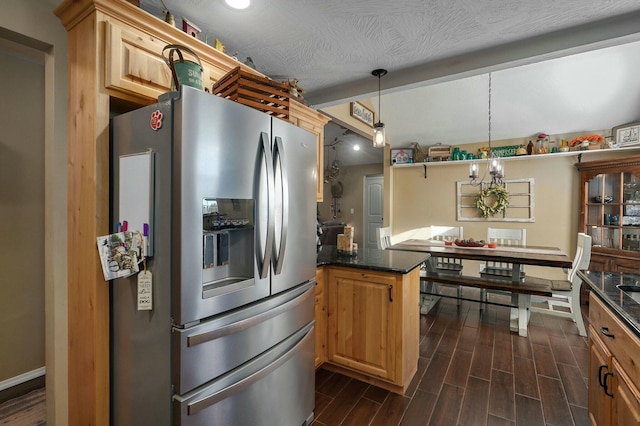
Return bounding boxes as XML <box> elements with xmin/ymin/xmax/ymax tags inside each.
<box><xmin>589</xmin><ymin>294</ymin><xmax>640</xmax><ymax>385</ymax></box>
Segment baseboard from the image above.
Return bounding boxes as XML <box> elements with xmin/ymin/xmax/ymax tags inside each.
<box><xmin>0</xmin><ymin>367</ymin><xmax>46</xmax><ymax>404</ymax></box>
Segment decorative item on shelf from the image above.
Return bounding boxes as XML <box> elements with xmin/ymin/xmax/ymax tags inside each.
<box><xmin>475</xmin><ymin>185</ymin><xmax>510</xmax><ymax>218</ymax></box>
<box><xmin>213</xmin><ymin>38</ymin><xmax>225</xmax><ymax>53</ymax></box>
<box><xmin>390</xmin><ymin>148</ymin><xmax>414</xmax><ymax>165</ymax></box>
<box><xmin>427</xmin><ymin>143</ymin><xmax>451</xmax><ymax>161</ymax></box>
<box><xmin>569</xmin><ymin>134</ymin><xmax>604</xmax><ymax>150</ymax></box>
<box><xmin>559</xmin><ymin>139</ymin><xmax>570</xmax><ymax>152</ymax></box>
<box><xmin>181</xmin><ymin>17</ymin><xmax>202</xmax><ymax>39</ymax></box>
<box><xmin>211</xmin><ymin>66</ymin><xmax>290</xmax><ymax>121</ymax></box>
<box><xmin>409</xmin><ymin>142</ymin><xmax>430</xmax><ymax>163</ymax></box>
<box><xmin>535</xmin><ymin>133</ymin><xmax>549</xmax><ymax>154</ymax></box>
<box><xmin>371</xmin><ymin>69</ymin><xmax>387</xmax><ymax>148</ymax></box>
<box><xmin>158</xmin><ymin>0</ymin><xmax>175</xmax><ymax>26</ymax></box>
<box><xmin>243</xmin><ymin>56</ymin><xmax>256</xmax><ymax>69</ymax></box>
<box><xmin>612</xmin><ymin>121</ymin><xmax>640</xmax><ymax>147</ymax></box>
<box><xmin>285</xmin><ymin>78</ymin><xmax>307</xmax><ymax>104</ymax></box>
<box><xmin>478</xmin><ymin>147</ymin><xmax>490</xmax><ymax>159</ymax></box>
<box><xmin>515</xmin><ymin>145</ymin><xmax>527</xmax><ymax>156</ymax></box>
<box><xmin>468</xmin><ymin>73</ymin><xmax>506</xmax><ymax>189</ymax></box>
<box><xmin>161</xmin><ymin>44</ymin><xmax>203</xmax><ymax>91</ymax></box>
<box><xmin>527</xmin><ymin>140</ymin><xmax>534</xmax><ymax>155</ymax></box>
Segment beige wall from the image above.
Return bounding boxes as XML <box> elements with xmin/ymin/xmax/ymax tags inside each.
<box><xmin>0</xmin><ymin>1</ymin><xmax>69</xmax><ymax>424</ymax></box>
<box><xmin>318</xmin><ymin>163</ymin><xmax>384</xmax><ymax>247</ymax></box>
<box><xmin>0</xmin><ymin>41</ymin><xmax>45</xmax><ymax>379</ymax></box>
<box><xmin>389</xmin><ymin>147</ymin><xmax>639</xmax><ymax>278</ymax></box>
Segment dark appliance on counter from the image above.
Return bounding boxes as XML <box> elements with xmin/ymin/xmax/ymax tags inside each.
<box><xmin>110</xmin><ymin>86</ymin><xmax>317</xmax><ymax>425</ymax></box>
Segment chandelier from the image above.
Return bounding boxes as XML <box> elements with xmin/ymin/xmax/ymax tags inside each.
<box><xmin>468</xmin><ymin>72</ymin><xmax>504</xmax><ymax>188</ymax></box>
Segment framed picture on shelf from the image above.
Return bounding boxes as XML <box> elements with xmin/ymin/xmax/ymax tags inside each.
<box><xmin>391</xmin><ymin>148</ymin><xmax>414</xmax><ymax>165</ymax></box>
<box><xmin>350</xmin><ymin>101</ymin><xmax>374</xmax><ymax>127</ymax></box>
<box><xmin>612</xmin><ymin>121</ymin><xmax>640</xmax><ymax>147</ymax></box>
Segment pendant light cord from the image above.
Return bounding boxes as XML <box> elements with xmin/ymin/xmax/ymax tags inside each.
<box><xmin>378</xmin><ymin>73</ymin><xmax>381</xmax><ymax>122</ymax></box>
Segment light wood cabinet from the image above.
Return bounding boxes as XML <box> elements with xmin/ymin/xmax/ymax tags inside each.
<box><xmin>325</xmin><ymin>266</ymin><xmax>419</xmax><ymax>394</ymax></box>
<box><xmin>54</xmin><ymin>0</ymin><xmax>330</xmax><ymax>422</ymax></box>
<box><xmin>314</xmin><ymin>267</ymin><xmax>326</xmax><ymax>368</ymax></box>
<box><xmin>576</xmin><ymin>155</ymin><xmax>640</xmax><ymax>272</ymax></box>
<box><xmin>289</xmin><ymin>100</ymin><xmax>330</xmax><ymax>202</ymax></box>
<box><xmin>588</xmin><ymin>293</ymin><xmax>640</xmax><ymax>425</ymax></box>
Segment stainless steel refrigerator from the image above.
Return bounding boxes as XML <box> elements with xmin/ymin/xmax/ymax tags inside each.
<box><xmin>110</xmin><ymin>86</ymin><xmax>317</xmax><ymax>426</ymax></box>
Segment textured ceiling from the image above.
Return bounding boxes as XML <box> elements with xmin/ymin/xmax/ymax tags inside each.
<box><xmin>140</xmin><ymin>0</ymin><xmax>640</xmax><ymax>164</ymax></box>
<box><xmin>142</xmin><ymin>0</ymin><xmax>640</xmax><ymax>104</ymax></box>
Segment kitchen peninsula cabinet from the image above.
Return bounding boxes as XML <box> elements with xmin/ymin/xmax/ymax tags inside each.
<box><xmin>326</xmin><ymin>266</ymin><xmax>420</xmax><ymax>394</ymax></box>
<box><xmin>316</xmin><ymin>246</ymin><xmax>426</xmax><ymax>394</ymax></box>
<box><xmin>576</xmin><ymin>155</ymin><xmax>640</xmax><ymax>272</ymax></box>
<box><xmin>315</xmin><ymin>267</ymin><xmax>326</xmax><ymax>368</ymax></box>
<box><xmin>588</xmin><ymin>294</ymin><xmax>640</xmax><ymax>425</ymax></box>
<box><xmin>54</xmin><ymin>1</ymin><xmax>329</xmax><ymax>423</ymax></box>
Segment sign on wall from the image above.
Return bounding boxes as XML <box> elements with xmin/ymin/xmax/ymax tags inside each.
<box><xmin>350</xmin><ymin>101</ymin><xmax>374</xmax><ymax>127</ymax></box>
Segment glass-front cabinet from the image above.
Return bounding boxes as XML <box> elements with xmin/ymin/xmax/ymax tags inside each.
<box><xmin>576</xmin><ymin>154</ymin><xmax>640</xmax><ymax>272</ymax></box>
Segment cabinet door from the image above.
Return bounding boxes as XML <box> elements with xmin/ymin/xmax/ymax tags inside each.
<box><xmin>314</xmin><ymin>267</ymin><xmax>326</xmax><ymax>368</ymax></box>
<box><xmin>589</xmin><ymin>327</ymin><xmax>613</xmax><ymax>426</ymax></box>
<box><xmin>289</xmin><ymin>100</ymin><xmax>329</xmax><ymax>202</ymax></box>
<box><xmin>612</xmin><ymin>358</ymin><xmax>640</xmax><ymax>426</ymax></box>
<box><xmin>327</xmin><ymin>269</ymin><xmax>397</xmax><ymax>381</ymax></box>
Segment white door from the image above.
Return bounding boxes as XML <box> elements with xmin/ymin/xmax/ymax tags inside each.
<box><xmin>363</xmin><ymin>175</ymin><xmax>384</xmax><ymax>249</ymax></box>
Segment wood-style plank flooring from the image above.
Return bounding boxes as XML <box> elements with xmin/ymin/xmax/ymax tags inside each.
<box><xmin>313</xmin><ymin>290</ymin><xmax>590</xmax><ymax>426</ymax></box>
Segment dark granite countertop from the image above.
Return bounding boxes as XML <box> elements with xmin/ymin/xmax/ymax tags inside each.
<box><xmin>317</xmin><ymin>245</ymin><xmax>429</xmax><ymax>274</ymax></box>
<box><xmin>577</xmin><ymin>270</ymin><xmax>640</xmax><ymax>338</ymax></box>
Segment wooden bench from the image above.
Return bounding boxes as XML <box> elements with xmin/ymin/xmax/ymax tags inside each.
<box><xmin>420</xmin><ymin>272</ymin><xmax>553</xmax><ymax>337</ymax></box>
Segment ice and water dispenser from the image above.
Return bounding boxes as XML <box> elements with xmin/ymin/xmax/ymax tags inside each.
<box><xmin>202</xmin><ymin>198</ymin><xmax>255</xmax><ymax>295</ymax></box>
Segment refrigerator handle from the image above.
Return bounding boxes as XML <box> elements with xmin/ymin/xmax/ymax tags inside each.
<box><xmin>273</xmin><ymin>136</ymin><xmax>289</xmax><ymax>275</ymax></box>
<box><xmin>257</xmin><ymin>132</ymin><xmax>274</xmax><ymax>279</ymax></box>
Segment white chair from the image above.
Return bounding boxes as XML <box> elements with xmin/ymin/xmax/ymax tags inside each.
<box><xmin>480</xmin><ymin>227</ymin><xmax>527</xmax><ymax>279</ymax></box>
<box><xmin>530</xmin><ymin>233</ymin><xmax>591</xmax><ymax>337</ymax></box>
<box><xmin>479</xmin><ymin>227</ymin><xmax>526</xmax><ymax>308</ymax></box>
<box><xmin>426</xmin><ymin>226</ymin><xmax>464</xmax><ymax>303</ymax></box>
<box><xmin>430</xmin><ymin>226</ymin><xmax>464</xmax><ymax>273</ymax></box>
<box><xmin>376</xmin><ymin>226</ymin><xmax>392</xmax><ymax>250</ymax></box>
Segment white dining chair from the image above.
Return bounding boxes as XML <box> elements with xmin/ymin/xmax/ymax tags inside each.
<box><xmin>479</xmin><ymin>227</ymin><xmax>526</xmax><ymax>307</ymax></box>
<box><xmin>529</xmin><ymin>233</ymin><xmax>591</xmax><ymax>336</ymax></box>
<box><xmin>427</xmin><ymin>226</ymin><xmax>464</xmax><ymax>303</ymax></box>
<box><xmin>376</xmin><ymin>226</ymin><xmax>392</xmax><ymax>250</ymax></box>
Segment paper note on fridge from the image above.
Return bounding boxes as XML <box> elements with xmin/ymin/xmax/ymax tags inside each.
<box><xmin>96</xmin><ymin>231</ymin><xmax>143</xmax><ymax>281</ymax></box>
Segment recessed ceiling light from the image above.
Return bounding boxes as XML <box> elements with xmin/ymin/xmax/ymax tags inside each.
<box><xmin>353</xmin><ymin>144</ymin><xmax>360</xmax><ymax>151</ymax></box>
<box><xmin>224</xmin><ymin>0</ymin><xmax>250</xmax><ymax>9</ymax></box>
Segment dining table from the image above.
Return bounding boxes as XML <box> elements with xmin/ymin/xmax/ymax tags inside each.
<box><xmin>388</xmin><ymin>239</ymin><xmax>573</xmax><ymax>336</ymax></box>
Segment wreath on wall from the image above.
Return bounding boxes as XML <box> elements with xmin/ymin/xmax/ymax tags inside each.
<box><xmin>475</xmin><ymin>186</ymin><xmax>510</xmax><ymax>218</ymax></box>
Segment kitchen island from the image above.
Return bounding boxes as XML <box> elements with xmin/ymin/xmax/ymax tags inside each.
<box><xmin>315</xmin><ymin>246</ymin><xmax>429</xmax><ymax>394</ymax></box>
<box><xmin>577</xmin><ymin>270</ymin><xmax>640</xmax><ymax>424</ymax></box>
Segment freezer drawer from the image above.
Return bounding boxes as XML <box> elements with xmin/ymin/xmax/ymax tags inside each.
<box><xmin>172</xmin><ymin>281</ymin><xmax>314</xmax><ymax>394</ymax></box>
<box><xmin>173</xmin><ymin>322</ymin><xmax>315</xmax><ymax>426</ymax></box>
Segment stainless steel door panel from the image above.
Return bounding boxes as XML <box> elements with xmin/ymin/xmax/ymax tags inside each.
<box><xmin>270</xmin><ymin>120</ymin><xmax>317</xmax><ymax>295</ymax></box>
<box><xmin>174</xmin><ymin>87</ymin><xmax>272</xmax><ymax>325</ymax></box>
<box><xmin>174</xmin><ymin>323</ymin><xmax>315</xmax><ymax>426</ymax></box>
<box><xmin>173</xmin><ymin>282</ymin><xmax>314</xmax><ymax>394</ymax></box>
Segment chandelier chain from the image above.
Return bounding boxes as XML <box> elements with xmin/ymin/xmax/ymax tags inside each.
<box><xmin>488</xmin><ymin>72</ymin><xmax>492</xmax><ymax>149</ymax></box>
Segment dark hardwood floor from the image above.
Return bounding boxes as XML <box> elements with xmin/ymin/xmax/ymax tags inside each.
<box><xmin>313</xmin><ymin>289</ymin><xmax>590</xmax><ymax>426</ymax></box>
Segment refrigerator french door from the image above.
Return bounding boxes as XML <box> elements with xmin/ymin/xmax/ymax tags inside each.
<box><xmin>110</xmin><ymin>86</ymin><xmax>317</xmax><ymax>425</ymax></box>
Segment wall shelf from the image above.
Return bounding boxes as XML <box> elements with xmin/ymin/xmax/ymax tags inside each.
<box><xmin>391</xmin><ymin>146</ymin><xmax>640</xmax><ymax>168</ymax></box>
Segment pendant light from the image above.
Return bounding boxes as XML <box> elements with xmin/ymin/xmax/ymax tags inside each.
<box><xmin>372</xmin><ymin>69</ymin><xmax>387</xmax><ymax>148</ymax></box>
<box><xmin>469</xmin><ymin>72</ymin><xmax>504</xmax><ymax>188</ymax></box>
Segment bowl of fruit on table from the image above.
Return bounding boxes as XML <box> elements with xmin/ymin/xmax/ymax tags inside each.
<box><xmin>454</xmin><ymin>238</ymin><xmax>486</xmax><ymax>247</ymax></box>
